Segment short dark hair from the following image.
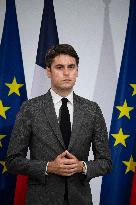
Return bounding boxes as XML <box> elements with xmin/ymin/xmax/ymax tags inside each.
<box><xmin>45</xmin><ymin>44</ymin><xmax>79</xmax><ymax>68</ymax></box>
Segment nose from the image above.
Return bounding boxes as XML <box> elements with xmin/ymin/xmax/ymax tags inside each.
<box><xmin>63</xmin><ymin>67</ymin><xmax>69</xmax><ymax>75</ymax></box>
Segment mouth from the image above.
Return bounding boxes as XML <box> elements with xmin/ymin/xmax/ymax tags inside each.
<box><xmin>63</xmin><ymin>79</ymin><xmax>71</xmax><ymax>82</ymax></box>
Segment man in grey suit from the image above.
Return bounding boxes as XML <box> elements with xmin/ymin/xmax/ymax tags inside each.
<box><xmin>6</xmin><ymin>44</ymin><xmax>112</xmax><ymax>205</ymax></box>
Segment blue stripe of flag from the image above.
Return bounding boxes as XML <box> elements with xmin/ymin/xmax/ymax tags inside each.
<box><xmin>36</xmin><ymin>0</ymin><xmax>59</xmax><ymax>68</ymax></box>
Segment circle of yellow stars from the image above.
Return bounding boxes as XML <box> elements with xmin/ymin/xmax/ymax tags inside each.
<box><xmin>110</xmin><ymin>83</ymin><xmax>136</xmax><ymax>174</ymax></box>
<box><xmin>0</xmin><ymin>76</ymin><xmax>24</xmax><ymax>120</ymax></box>
<box><xmin>0</xmin><ymin>76</ymin><xmax>24</xmax><ymax>174</ymax></box>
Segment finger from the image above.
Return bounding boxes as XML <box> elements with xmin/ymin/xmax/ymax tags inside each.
<box><xmin>58</xmin><ymin>164</ymin><xmax>77</xmax><ymax>172</ymax></box>
<box><xmin>58</xmin><ymin>167</ymin><xmax>77</xmax><ymax>176</ymax></box>
<box><xmin>63</xmin><ymin>168</ymin><xmax>77</xmax><ymax>175</ymax></box>
<box><xmin>58</xmin><ymin>151</ymin><xmax>67</xmax><ymax>158</ymax></box>
<box><xmin>63</xmin><ymin>164</ymin><xmax>77</xmax><ymax>169</ymax></box>
<box><xmin>62</xmin><ymin>158</ymin><xmax>76</xmax><ymax>165</ymax></box>
<box><xmin>65</xmin><ymin>151</ymin><xmax>76</xmax><ymax>159</ymax></box>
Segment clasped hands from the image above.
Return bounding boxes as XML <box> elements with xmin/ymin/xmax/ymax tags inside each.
<box><xmin>47</xmin><ymin>150</ymin><xmax>83</xmax><ymax>176</ymax></box>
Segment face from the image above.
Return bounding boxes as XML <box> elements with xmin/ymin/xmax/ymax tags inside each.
<box><xmin>46</xmin><ymin>54</ymin><xmax>78</xmax><ymax>94</ymax></box>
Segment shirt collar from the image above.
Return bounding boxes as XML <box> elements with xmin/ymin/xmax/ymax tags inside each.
<box><xmin>50</xmin><ymin>88</ymin><xmax>73</xmax><ymax>105</ymax></box>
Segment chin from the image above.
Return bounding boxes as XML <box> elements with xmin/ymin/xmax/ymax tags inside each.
<box><xmin>62</xmin><ymin>82</ymin><xmax>75</xmax><ymax>88</ymax></box>
<box><xmin>61</xmin><ymin>87</ymin><xmax>72</xmax><ymax>90</ymax></box>
<box><xmin>60</xmin><ymin>85</ymin><xmax>73</xmax><ymax>91</ymax></box>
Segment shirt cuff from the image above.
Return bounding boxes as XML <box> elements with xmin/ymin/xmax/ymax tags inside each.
<box><xmin>82</xmin><ymin>161</ymin><xmax>87</xmax><ymax>175</ymax></box>
<box><xmin>45</xmin><ymin>162</ymin><xmax>49</xmax><ymax>175</ymax></box>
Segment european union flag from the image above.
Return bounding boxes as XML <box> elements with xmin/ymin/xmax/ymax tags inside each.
<box><xmin>100</xmin><ymin>0</ymin><xmax>136</xmax><ymax>204</ymax></box>
<box><xmin>0</xmin><ymin>0</ymin><xmax>27</xmax><ymax>204</ymax></box>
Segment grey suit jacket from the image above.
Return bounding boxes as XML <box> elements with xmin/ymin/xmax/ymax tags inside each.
<box><xmin>6</xmin><ymin>90</ymin><xmax>112</xmax><ymax>205</ymax></box>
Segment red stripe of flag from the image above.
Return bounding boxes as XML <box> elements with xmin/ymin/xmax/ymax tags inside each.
<box><xmin>130</xmin><ymin>169</ymin><xmax>136</xmax><ymax>205</ymax></box>
<box><xmin>14</xmin><ymin>175</ymin><xmax>28</xmax><ymax>205</ymax></box>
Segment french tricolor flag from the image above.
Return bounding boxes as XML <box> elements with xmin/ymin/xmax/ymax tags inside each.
<box><xmin>14</xmin><ymin>1</ymin><xmax>59</xmax><ymax>204</ymax></box>
<box><xmin>31</xmin><ymin>0</ymin><xmax>59</xmax><ymax>98</ymax></box>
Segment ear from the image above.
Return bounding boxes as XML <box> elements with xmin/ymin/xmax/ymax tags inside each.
<box><xmin>46</xmin><ymin>67</ymin><xmax>51</xmax><ymax>78</ymax></box>
<box><xmin>76</xmin><ymin>67</ymin><xmax>79</xmax><ymax>77</ymax></box>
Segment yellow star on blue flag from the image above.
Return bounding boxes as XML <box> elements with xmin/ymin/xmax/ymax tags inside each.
<box><xmin>0</xmin><ymin>100</ymin><xmax>10</xmax><ymax>119</ymax></box>
<box><xmin>123</xmin><ymin>155</ymin><xmax>136</xmax><ymax>174</ymax></box>
<box><xmin>5</xmin><ymin>76</ymin><xmax>24</xmax><ymax>96</ymax></box>
<box><xmin>111</xmin><ymin>128</ymin><xmax>129</xmax><ymax>147</ymax></box>
<box><xmin>130</xmin><ymin>83</ymin><xmax>136</xmax><ymax>96</ymax></box>
<box><xmin>0</xmin><ymin>161</ymin><xmax>7</xmax><ymax>174</ymax></box>
<box><xmin>116</xmin><ymin>99</ymin><xmax>134</xmax><ymax>119</ymax></box>
<box><xmin>0</xmin><ymin>134</ymin><xmax>6</xmax><ymax>148</ymax></box>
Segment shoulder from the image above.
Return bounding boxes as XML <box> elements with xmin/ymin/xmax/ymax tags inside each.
<box><xmin>74</xmin><ymin>93</ymin><xmax>104</xmax><ymax>118</ymax></box>
<box><xmin>21</xmin><ymin>95</ymin><xmax>45</xmax><ymax>108</ymax></box>
<box><xmin>20</xmin><ymin>91</ymin><xmax>51</xmax><ymax>113</ymax></box>
<box><xmin>74</xmin><ymin>93</ymin><xmax>99</xmax><ymax>110</ymax></box>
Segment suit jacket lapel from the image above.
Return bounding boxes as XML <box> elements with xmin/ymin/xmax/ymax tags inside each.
<box><xmin>42</xmin><ymin>90</ymin><xmax>65</xmax><ymax>149</ymax></box>
<box><xmin>68</xmin><ymin>93</ymin><xmax>84</xmax><ymax>150</ymax></box>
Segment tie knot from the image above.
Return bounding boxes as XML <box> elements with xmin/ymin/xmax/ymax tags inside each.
<box><xmin>61</xmin><ymin>98</ymin><xmax>68</xmax><ymax>105</ymax></box>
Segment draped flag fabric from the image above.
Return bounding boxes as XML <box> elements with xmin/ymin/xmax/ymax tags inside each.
<box><xmin>14</xmin><ymin>175</ymin><xmax>28</xmax><ymax>205</ymax></box>
<box><xmin>130</xmin><ymin>169</ymin><xmax>136</xmax><ymax>205</ymax></box>
<box><xmin>31</xmin><ymin>0</ymin><xmax>59</xmax><ymax>98</ymax></box>
<box><xmin>100</xmin><ymin>0</ymin><xmax>136</xmax><ymax>204</ymax></box>
<box><xmin>0</xmin><ymin>0</ymin><xmax>27</xmax><ymax>204</ymax></box>
<box><xmin>14</xmin><ymin>1</ymin><xmax>59</xmax><ymax>204</ymax></box>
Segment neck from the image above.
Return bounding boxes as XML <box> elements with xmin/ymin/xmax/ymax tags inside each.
<box><xmin>51</xmin><ymin>87</ymin><xmax>73</xmax><ymax>97</ymax></box>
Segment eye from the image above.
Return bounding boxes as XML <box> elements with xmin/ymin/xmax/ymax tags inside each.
<box><xmin>68</xmin><ymin>65</ymin><xmax>76</xmax><ymax>70</ymax></box>
<box><xmin>56</xmin><ymin>65</ymin><xmax>63</xmax><ymax>70</ymax></box>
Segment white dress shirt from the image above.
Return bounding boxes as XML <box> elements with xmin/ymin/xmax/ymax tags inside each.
<box><xmin>50</xmin><ymin>88</ymin><xmax>73</xmax><ymax>128</ymax></box>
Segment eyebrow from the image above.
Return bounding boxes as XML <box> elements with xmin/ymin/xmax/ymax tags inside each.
<box><xmin>55</xmin><ymin>64</ymin><xmax>76</xmax><ymax>67</ymax></box>
<box><xmin>68</xmin><ymin>64</ymin><xmax>76</xmax><ymax>67</ymax></box>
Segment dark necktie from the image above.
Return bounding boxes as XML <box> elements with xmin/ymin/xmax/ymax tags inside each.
<box><xmin>60</xmin><ymin>98</ymin><xmax>71</xmax><ymax>203</ymax></box>
<box><xmin>60</xmin><ymin>98</ymin><xmax>71</xmax><ymax>149</ymax></box>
